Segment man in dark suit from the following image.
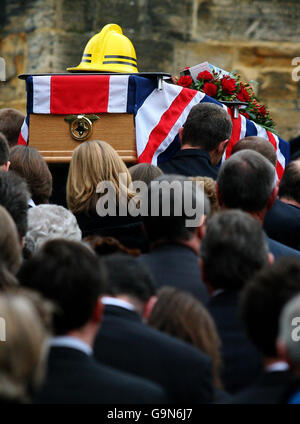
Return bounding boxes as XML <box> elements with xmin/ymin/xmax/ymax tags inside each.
<box><xmin>200</xmin><ymin>210</ymin><xmax>267</xmax><ymax>394</ymax></box>
<box><xmin>94</xmin><ymin>254</ymin><xmax>214</xmax><ymax>404</ymax></box>
<box><xmin>264</xmin><ymin>160</ymin><xmax>300</xmax><ymax>250</ymax></box>
<box><xmin>232</xmin><ymin>258</ymin><xmax>300</xmax><ymax>403</ymax></box>
<box><xmin>17</xmin><ymin>239</ymin><xmax>168</xmax><ymax>404</ymax></box>
<box><xmin>159</xmin><ymin>103</ymin><xmax>232</xmax><ymax>178</ymax></box>
<box><xmin>217</xmin><ymin>149</ymin><xmax>300</xmax><ymax>260</ymax></box>
<box><xmin>139</xmin><ymin>174</ymin><xmax>210</xmax><ymax>303</ymax></box>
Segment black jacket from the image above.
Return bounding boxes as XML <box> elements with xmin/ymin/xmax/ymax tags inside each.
<box><xmin>231</xmin><ymin>370</ymin><xmax>300</xmax><ymax>404</ymax></box>
<box><xmin>207</xmin><ymin>290</ymin><xmax>263</xmax><ymax>394</ymax></box>
<box><xmin>93</xmin><ymin>305</ymin><xmax>214</xmax><ymax>403</ymax></box>
<box><xmin>264</xmin><ymin>199</ymin><xmax>300</xmax><ymax>250</ymax></box>
<box><xmin>267</xmin><ymin>234</ymin><xmax>300</xmax><ymax>260</ymax></box>
<box><xmin>159</xmin><ymin>149</ymin><xmax>219</xmax><ymax>179</ymax></box>
<box><xmin>35</xmin><ymin>346</ymin><xmax>168</xmax><ymax>404</ymax></box>
<box><xmin>139</xmin><ymin>243</ymin><xmax>209</xmax><ymax>304</ymax></box>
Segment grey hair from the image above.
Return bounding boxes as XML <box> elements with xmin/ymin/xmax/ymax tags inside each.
<box><xmin>25</xmin><ymin>205</ymin><xmax>82</xmax><ymax>254</ymax></box>
<box><xmin>278</xmin><ymin>294</ymin><xmax>300</xmax><ymax>366</ymax></box>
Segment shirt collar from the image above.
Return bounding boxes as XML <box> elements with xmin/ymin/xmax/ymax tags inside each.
<box><xmin>265</xmin><ymin>361</ymin><xmax>289</xmax><ymax>372</ymax></box>
<box><xmin>50</xmin><ymin>336</ymin><xmax>92</xmax><ymax>356</ymax></box>
<box><xmin>101</xmin><ymin>296</ymin><xmax>135</xmax><ymax>312</ymax></box>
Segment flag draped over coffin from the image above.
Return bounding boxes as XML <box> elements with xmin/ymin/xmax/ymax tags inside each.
<box><xmin>18</xmin><ymin>74</ymin><xmax>290</xmax><ymax>179</ymax></box>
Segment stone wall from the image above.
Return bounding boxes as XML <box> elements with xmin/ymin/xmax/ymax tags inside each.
<box><xmin>1</xmin><ymin>0</ymin><xmax>300</xmax><ymax>139</ymax></box>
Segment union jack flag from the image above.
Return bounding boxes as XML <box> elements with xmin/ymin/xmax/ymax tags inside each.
<box><xmin>18</xmin><ymin>74</ymin><xmax>289</xmax><ymax>179</ymax></box>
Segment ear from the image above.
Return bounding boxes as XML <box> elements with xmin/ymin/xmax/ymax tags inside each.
<box><xmin>143</xmin><ymin>296</ymin><xmax>157</xmax><ymax>321</ymax></box>
<box><xmin>178</xmin><ymin>127</ymin><xmax>184</xmax><ymax>144</ymax></box>
<box><xmin>276</xmin><ymin>340</ymin><xmax>291</xmax><ymax>365</ymax></box>
<box><xmin>268</xmin><ymin>252</ymin><xmax>274</xmax><ymax>266</ymax></box>
<box><xmin>91</xmin><ymin>297</ymin><xmax>104</xmax><ymax>325</ymax></box>
<box><xmin>217</xmin><ymin>139</ymin><xmax>229</xmax><ymax>155</ymax></box>
<box><xmin>196</xmin><ymin>217</ymin><xmax>206</xmax><ymax>241</ymax></box>
<box><xmin>266</xmin><ymin>186</ymin><xmax>278</xmax><ymax>211</ymax></box>
<box><xmin>4</xmin><ymin>161</ymin><xmax>10</xmax><ymax>172</ymax></box>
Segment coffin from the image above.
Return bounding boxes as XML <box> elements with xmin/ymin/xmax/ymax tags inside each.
<box><xmin>18</xmin><ymin>72</ymin><xmax>170</xmax><ymax>163</ymax></box>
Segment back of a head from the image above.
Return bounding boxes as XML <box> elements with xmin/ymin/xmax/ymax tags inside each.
<box><xmin>200</xmin><ymin>209</ymin><xmax>269</xmax><ymax>290</ymax></box>
<box><xmin>129</xmin><ymin>163</ymin><xmax>163</xmax><ymax>186</ymax></box>
<box><xmin>0</xmin><ymin>171</ymin><xmax>30</xmax><ymax>239</ymax></box>
<box><xmin>0</xmin><ymin>132</ymin><xmax>9</xmax><ymax>168</ymax></box>
<box><xmin>0</xmin><ymin>205</ymin><xmax>22</xmax><ymax>287</ymax></box>
<box><xmin>83</xmin><ymin>235</ymin><xmax>140</xmax><ymax>257</ymax></box>
<box><xmin>231</xmin><ymin>136</ymin><xmax>277</xmax><ymax>167</ymax></box>
<box><xmin>9</xmin><ymin>146</ymin><xmax>53</xmax><ymax>205</ymax></box>
<box><xmin>278</xmin><ymin>294</ymin><xmax>300</xmax><ymax>368</ymax></box>
<box><xmin>0</xmin><ymin>291</ymin><xmax>48</xmax><ymax>403</ymax></box>
<box><xmin>143</xmin><ymin>174</ymin><xmax>210</xmax><ymax>244</ymax></box>
<box><xmin>190</xmin><ymin>176</ymin><xmax>220</xmax><ymax>215</ymax></box>
<box><xmin>17</xmin><ymin>239</ymin><xmax>107</xmax><ymax>335</ymax></box>
<box><xmin>103</xmin><ymin>254</ymin><xmax>156</xmax><ymax>302</ymax></box>
<box><xmin>67</xmin><ymin>140</ymin><xmax>132</xmax><ymax>214</ymax></box>
<box><xmin>0</xmin><ymin>108</ymin><xmax>25</xmax><ymax>147</ymax></box>
<box><xmin>278</xmin><ymin>160</ymin><xmax>300</xmax><ymax>204</ymax></box>
<box><xmin>241</xmin><ymin>257</ymin><xmax>300</xmax><ymax>358</ymax></box>
<box><xmin>182</xmin><ymin>103</ymin><xmax>232</xmax><ymax>151</ymax></box>
<box><xmin>25</xmin><ymin>204</ymin><xmax>82</xmax><ymax>255</ymax></box>
<box><xmin>148</xmin><ymin>287</ymin><xmax>222</xmax><ymax>388</ymax></box>
<box><xmin>217</xmin><ymin>149</ymin><xmax>276</xmax><ymax>213</ymax></box>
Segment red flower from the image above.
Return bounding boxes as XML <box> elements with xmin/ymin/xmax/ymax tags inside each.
<box><xmin>197</xmin><ymin>71</ymin><xmax>213</xmax><ymax>81</ymax></box>
<box><xmin>177</xmin><ymin>75</ymin><xmax>193</xmax><ymax>88</ymax></box>
<box><xmin>202</xmin><ymin>82</ymin><xmax>217</xmax><ymax>97</ymax></box>
<box><xmin>258</xmin><ymin>105</ymin><xmax>267</xmax><ymax>116</ymax></box>
<box><xmin>221</xmin><ymin>76</ymin><xmax>237</xmax><ymax>94</ymax></box>
<box><xmin>237</xmin><ymin>86</ymin><xmax>250</xmax><ymax>102</ymax></box>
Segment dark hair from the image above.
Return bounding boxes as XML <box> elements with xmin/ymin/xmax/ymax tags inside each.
<box><xmin>0</xmin><ymin>132</ymin><xmax>9</xmax><ymax>166</ymax></box>
<box><xmin>129</xmin><ymin>163</ymin><xmax>163</xmax><ymax>186</ymax></box>
<box><xmin>278</xmin><ymin>160</ymin><xmax>300</xmax><ymax>204</ymax></box>
<box><xmin>217</xmin><ymin>150</ymin><xmax>275</xmax><ymax>213</ymax></box>
<box><xmin>182</xmin><ymin>103</ymin><xmax>232</xmax><ymax>151</ymax></box>
<box><xmin>0</xmin><ymin>109</ymin><xmax>25</xmax><ymax>148</ymax></box>
<box><xmin>200</xmin><ymin>210</ymin><xmax>269</xmax><ymax>290</ymax></box>
<box><xmin>240</xmin><ymin>257</ymin><xmax>300</xmax><ymax>357</ymax></box>
<box><xmin>231</xmin><ymin>136</ymin><xmax>277</xmax><ymax>167</ymax></box>
<box><xmin>148</xmin><ymin>286</ymin><xmax>223</xmax><ymax>388</ymax></box>
<box><xmin>0</xmin><ymin>171</ymin><xmax>30</xmax><ymax>238</ymax></box>
<box><xmin>83</xmin><ymin>235</ymin><xmax>141</xmax><ymax>257</ymax></box>
<box><xmin>143</xmin><ymin>174</ymin><xmax>210</xmax><ymax>244</ymax></box>
<box><xmin>103</xmin><ymin>254</ymin><xmax>156</xmax><ymax>302</ymax></box>
<box><xmin>9</xmin><ymin>146</ymin><xmax>52</xmax><ymax>205</ymax></box>
<box><xmin>17</xmin><ymin>239</ymin><xmax>107</xmax><ymax>335</ymax></box>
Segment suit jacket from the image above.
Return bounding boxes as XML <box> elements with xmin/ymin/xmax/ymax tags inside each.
<box><xmin>35</xmin><ymin>346</ymin><xmax>168</xmax><ymax>404</ymax></box>
<box><xmin>159</xmin><ymin>149</ymin><xmax>219</xmax><ymax>179</ymax></box>
<box><xmin>267</xmin><ymin>234</ymin><xmax>300</xmax><ymax>260</ymax></box>
<box><xmin>139</xmin><ymin>243</ymin><xmax>209</xmax><ymax>304</ymax></box>
<box><xmin>231</xmin><ymin>370</ymin><xmax>300</xmax><ymax>404</ymax></box>
<box><xmin>93</xmin><ymin>305</ymin><xmax>214</xmax><ymax>403</ymax></box>
<box><xmin>264</xmin><ymin>199</ymin><xmax>300</xmax><ymax>250</ymax></box>
<box><xmin>207</xmin><ymin>290</ymin><xmax>263</xmax><ymax>394</ymax></box>
<box><xmin>75</xmin><ymin>211</ymin><xmax>149</xmax><ymax>252</ymax></box>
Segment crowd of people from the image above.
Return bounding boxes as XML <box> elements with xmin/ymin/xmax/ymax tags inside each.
<box><xmin>0</xmin><ymin>102</ymin><xmax>300</xmax><ymax>404</ymax></box>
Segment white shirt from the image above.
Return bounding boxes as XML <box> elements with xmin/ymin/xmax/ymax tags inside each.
<box><xmin>265</xmin><ymin>361</ymin><xmax>289</xmax><ymax>372</ymax></box>
<box><xmin>101</xmin><ymin>296</ymin><xmax>135</xmax><ymax>312</ymax></box>
<box><xmin>50</xmin><ymin>336</ymin><xmax>92</xmax><ymax>356</ymax></box>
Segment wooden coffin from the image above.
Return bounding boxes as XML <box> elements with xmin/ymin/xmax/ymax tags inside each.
<box><xmin>29</xmin><ymin>113</ymin><xmax>136</xmax><ymax>163</ymax></box>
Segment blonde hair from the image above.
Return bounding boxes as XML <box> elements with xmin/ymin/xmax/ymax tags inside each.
<box><xmin>67</xmin><ymin>140</ymin><xmax>134</xmax><ymax>214</ymax></box>
<box><xmin>190</xmin><ymin>176</ymin><xmax>220</xmax><ymax>215</ymax></box>
<box><xmin>0</xmin><ymin>291</ymin><xmax>50</xmax><ymax>402</ymax></box>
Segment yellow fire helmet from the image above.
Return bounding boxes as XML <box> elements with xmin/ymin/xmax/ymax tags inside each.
<box><xmin>67</xmin><ymin>23</ymin><xmax>138</xmax><ymax>73</ymax></box>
